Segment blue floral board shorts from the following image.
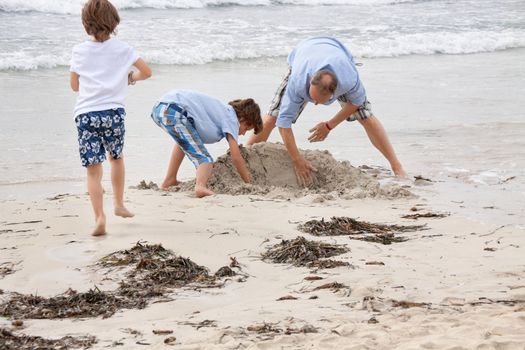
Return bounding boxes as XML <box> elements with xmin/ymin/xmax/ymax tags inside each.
<box><xmin>151</xmin><ymin>102</ymin><xmax>213</xmax><ymax>167</ymax></box>
<box><xmin>75</xmin><ymin>108</ymin><xmax>126</xmax><ymax>167</ymax></box>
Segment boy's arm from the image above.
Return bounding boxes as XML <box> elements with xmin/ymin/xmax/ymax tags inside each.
<box><xmin>129</xmin><ymin>58</ymin><xmax>152</xmax><ymax>84</ymax></box>
<box><xmin>70</xmin><ymin>72</ymin><xmax>79</xmax><ymax>92</ymax></box>
<box><xmin>226</xmin><ymin>134</ymin><xmax>251</xmax><ymax>183</ymax></box>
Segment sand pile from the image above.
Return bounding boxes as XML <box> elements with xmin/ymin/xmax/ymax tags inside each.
<box><xmin>171</xmin><ymin>143</ymin><xmax>410</xmax><ymax>199</ymax></box>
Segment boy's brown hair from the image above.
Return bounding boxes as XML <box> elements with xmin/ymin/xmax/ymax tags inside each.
<box><xmin>82</xmin><ymin>0</ymin><xmax>120</xmax><ymax>42</ymax></box>
<box><xmin>229</xmin><ymin>99</ymin><xmax>263</xmax><ymax>134</ymax></box>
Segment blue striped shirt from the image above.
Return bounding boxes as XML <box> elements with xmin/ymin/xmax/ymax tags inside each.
<box><xmin>158</xmin><ymin>90</ymin><xmax>240</xmax><ymax>144</ymax></box>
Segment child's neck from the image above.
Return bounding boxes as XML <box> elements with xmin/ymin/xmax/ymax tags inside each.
<box><xmin>90</xmin><ymin>35</ymin><xmax>111</xmax><ymax>43</ymax></box>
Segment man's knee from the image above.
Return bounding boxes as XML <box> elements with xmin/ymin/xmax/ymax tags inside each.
<box><xmin>357</xmin><ymin>114</ymin><xmax>376</xmax><ymax>126</ymax></box>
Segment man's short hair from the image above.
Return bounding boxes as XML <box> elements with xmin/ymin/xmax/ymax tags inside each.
<box><xmin>311</xmin><ymin>70</ymin><xmax>338</xmax><ymax>96</ymax></box>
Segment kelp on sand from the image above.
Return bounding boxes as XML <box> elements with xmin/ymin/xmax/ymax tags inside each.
<box><xmin>0</xmin><ymin>242</ymin><xmax>235</xmax><ymax>320</ymax></box>
<box><xmin>0</xmin><ymin>327</ymin><xmax>96</xmax><ymax>350</ymax></box>
<box><xmin>261</xmin><ymin>236</ymin><xmax>349</xmax><ymax>267</ymax></box>
<box><xmin>298</xmin><ymin>216</ymin><xmax>426</xmax><ymax>244</ymax></box>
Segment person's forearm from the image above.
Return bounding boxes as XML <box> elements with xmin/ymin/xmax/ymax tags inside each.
<box><xmin>231</xmin><ymin>156</ymin><xmax>251</xmax><ymax>183</ymax></box>
<box><xmin>327</xmin><ymin>103</ymin><xmax>359</xmax><ymax>129</ymax></box>
<box><xmin>278</xmin><ymin>127</ymin><xmax>302</xmax><ymax>162</ymax></box>
<box><xmin>130</xmin><ymin>71</ymin><xmax>150</xmax><ymax>82</ymax></box>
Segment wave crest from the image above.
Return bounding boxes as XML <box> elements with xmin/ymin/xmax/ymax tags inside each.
<box><xmin>0</xmin><ymin>0</ymin><xmax>419</xmax><ymax>14</ymax></box>
<box><xmin>1</xmin><ymin>30</ymin><xmax>524</xmax><ymax>71</ymax></box>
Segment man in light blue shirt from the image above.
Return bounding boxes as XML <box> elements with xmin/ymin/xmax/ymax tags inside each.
<box><xmin>248</xmin><ymin>37</ymin><xmax>406</xmax><ymax>185</ymax></box>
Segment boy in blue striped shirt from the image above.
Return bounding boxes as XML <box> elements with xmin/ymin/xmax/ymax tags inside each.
<box><xmin>151</xmin><ymin>90</ymin><xmax>262</xmax><ymax>197</ymax></box>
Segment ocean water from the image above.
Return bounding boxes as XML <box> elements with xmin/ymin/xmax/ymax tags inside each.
<box><xmin>1</xmin><ymin>0</ymin><xmax>524</xmax><ymax>70</ymax></box>
<box><xmin>1</xmin><ymin>0</ymin><xmax>524</xmax><ymax>225</ymax></box>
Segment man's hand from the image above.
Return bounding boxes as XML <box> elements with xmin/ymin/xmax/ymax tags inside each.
<box><xmin>293</xmin><ymin>156</ymin><xmax>317</xmax><ymax>186</ymax></box>
<box><xmin>308</xmin><ymin>122</ymin><xmax>331</xmax><ymax>142</ymax></box>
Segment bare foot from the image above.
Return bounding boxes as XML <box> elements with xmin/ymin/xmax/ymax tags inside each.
<box><xmin>161</xmin><ymin>178</ymin><xmax>179</xmax><ymax>190</ymax></box>
<box><xmin>391</xmin><ymin>164</ymin><xmax>407</xmax><ymax>179</ymax></box>
<box><xmin>92</xmin><ymin>215</ymin><xmax>106</xmax><ymax>236</ymax></box>
<box><xmin>194</xmin><ymin>185</ymin><xmax>214</xmax><ymax>198</ymax></box>
<box><xmin>114</xmin><ymin>206</ymin><xmax>135</xmax><ymax>218</ymax></box>
<box><xmin>393</xmin><ymin>166</ymin><xmax>407</xmax><ymax>178</ymax></box>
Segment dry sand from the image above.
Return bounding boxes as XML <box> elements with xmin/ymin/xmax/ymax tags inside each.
<box><xmin>1</xmin><ymin>146</ymin><xmax>524</xmax><ymax>349</ymax></box>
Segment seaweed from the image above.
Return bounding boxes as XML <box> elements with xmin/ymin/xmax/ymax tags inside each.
<box><xmin>306</xmin><ymin>259</ymin><xmax>351</xmax><ymax>269</ymax></box>
<box><xmin>0</xmin><ymin>242</ymin><xmax>231</xmax><ymax>321</ymax></box>
<box><xmin>401</xmin><ymin>212</ymin><xmax>449</xmax><ymax>220</ymax></box>
<box><xmin>299</xmin><ymin>217</ymin><xmax>424</xmax><ymax>245</ymax></box>
<box><xmin>0</xmin><ymin>327</ymin><xmax>96</xmax><ymax>350</ymax></box>
<box><xmin>261</xmin><ymin>237</ymin><xmax>349</xmax><ymax>267</ymax></box>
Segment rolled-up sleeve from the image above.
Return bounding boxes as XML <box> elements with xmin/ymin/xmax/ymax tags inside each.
<box><xmin>125</xmin><ymin>45</ymin><xmax>139</xmax><ymax>68</ymax></box>
<box><xmin>276</xmin><ymin>87</ymin><xmax>304</xmax><ymax>128</ymax></box>
<box><xmin>342</xmin><ymin>78</ymin><xmax>366</xmax><ymax>106</ymax></box>
<box><xmin>69</xmin><ymin>48</ymin><xmax>78</xmax><ymax>73</ymax></box>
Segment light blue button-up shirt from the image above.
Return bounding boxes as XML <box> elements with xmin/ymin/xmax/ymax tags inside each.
<box><xmin>158</xmin><ymin>90</ymin><xmax>240</xmax><ymax>144</ymax></box>
<box><xmin>277</xmin><ymin>37</ymin><xmax>366</xmax><ymax>128</ymax></box>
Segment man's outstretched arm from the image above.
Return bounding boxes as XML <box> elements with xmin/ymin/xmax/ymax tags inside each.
<box><xmin>279</xmin><ymin>127</ymin><xmax>316</xmax><ymax>186</ymax></box>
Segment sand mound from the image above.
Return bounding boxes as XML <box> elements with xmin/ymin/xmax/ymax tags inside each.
<box><xmin>174</xmin><ymin>143</ymin><xmax>410</xmax><ymax>199</ymax></box>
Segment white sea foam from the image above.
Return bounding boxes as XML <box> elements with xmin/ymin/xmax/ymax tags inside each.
<box><xmin>0</xmin><ymin>0</ymin><xmax>417</xmax><ymax>14</ymax></box>
<box><xmin>2</xmin><ymin>29</ymin><xmax>523</xmax><ymax>71</ymax></box>
<box><xmin>357</xmin><ymin>31</ymin><xmax>525</xmax><ymax>57</ymax></box>
<box><xmin>1</xmin><ymin>0</ymin><xmax>523</xmax><ymax>71</ymax></box>
<box><xmin>469</xmin><ymin>171</ymin><xmax>506</xmax><ymax>186</ymax></box>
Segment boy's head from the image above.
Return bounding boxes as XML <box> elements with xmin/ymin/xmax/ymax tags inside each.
<box><xmin>82</xmin><ymin>0</ymin><xmax>120</xmax><ymax>42</ymax></box>
<box><xmin>229</xmin><ymin>98</ymin><xmax>263</xmax><ymax>135</ymax></box>
<box><xmin>309</xmin><ymin>70</ymin><xmax>337</xmax><ymax>105</ymax></box>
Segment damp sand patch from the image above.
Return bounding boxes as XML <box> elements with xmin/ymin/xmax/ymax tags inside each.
<box><xmin>298</xmin><ymin>217</ymin><xmax>426</xmax><ymax>244</ymax></box>
<box><xmin>0</xmin><ymin>242</ymin><xmax>236</xmax><ymax>320</ymax></box>
<box><xmin>261</xmin><ymin>236</ymin><xmax>349</xmax><ymax>267</ymax></box>
<box><xmin>137</xmin><ymin>143</ymin><xmax>411</xmax><ymax>199</ymax></box>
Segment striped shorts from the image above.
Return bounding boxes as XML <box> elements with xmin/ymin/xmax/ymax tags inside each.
<box><xmin>267</xmin><ymin>67</ymin><xmax>373</xmax><ymax>123</ymax></box>
<box><xmin>151</xmin><ymin>102</ymin><xmax>213</xmax><ymax>167</ymax></box>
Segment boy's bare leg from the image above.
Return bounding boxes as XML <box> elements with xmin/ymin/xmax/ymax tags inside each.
<box><xmin>194</xmin><ymin>162</ymin><xmax>214</xmax><ymax>197</ymax></box>
<box><xmin>110</xmin><ymin>155</ymin><xmax>134</xmax><ymax>218</ymax></box>
<box><xmin>358</xmin><ymin>116</ymin><xmax>407</xmax><ymax>177</ymax></box>
<box><xmin>86</xmin><ymin>163</ymin><xmax>106</xmax><ymax>236</ymax></box>
<box><xmin>161</xmin><ymin>145</ymin><xmax>185</xmax><ymax>189</ymax></box>
<box><xmin>247</xmin><ymin>115</ymin><xmax>276</xmax><ymax>146</ymax></box>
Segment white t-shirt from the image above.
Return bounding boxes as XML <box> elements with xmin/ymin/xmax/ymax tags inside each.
<box><xmin>70</xmin><ymin>38</ymin><xmax>138</xmax><ymax>117</ymax></box>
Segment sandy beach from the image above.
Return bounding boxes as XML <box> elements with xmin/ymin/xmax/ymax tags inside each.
<box><xmin>1</xmin><ymin>137</ymin><xmax>525</xmax><ymax>349</ymax></box>
<box><xmin>1</xmin><ymin>3</ymin><xmax>525</xmax><ymax>346</ymax></box>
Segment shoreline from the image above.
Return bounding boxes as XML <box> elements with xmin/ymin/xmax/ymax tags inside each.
<box><xmin>2</xmin><ymin>49</ymin><xmax>525</xmax><ymax>212</ymax></box>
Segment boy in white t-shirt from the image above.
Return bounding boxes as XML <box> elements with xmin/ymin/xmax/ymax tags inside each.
<box><xmin>70</xmin><ymin>0</ymin><xmax>152</xmax><ymax>236</ymax></box>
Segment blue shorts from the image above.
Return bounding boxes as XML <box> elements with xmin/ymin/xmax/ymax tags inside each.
<box><xmin>75</xmin><ymin>108</ymin><xmax>126</xmax><ymax>167</ymax></box>
<box><xmin>151</xmin><ymin>102</ymin><xmax>213</xmax><ymax>167</ymax></box>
